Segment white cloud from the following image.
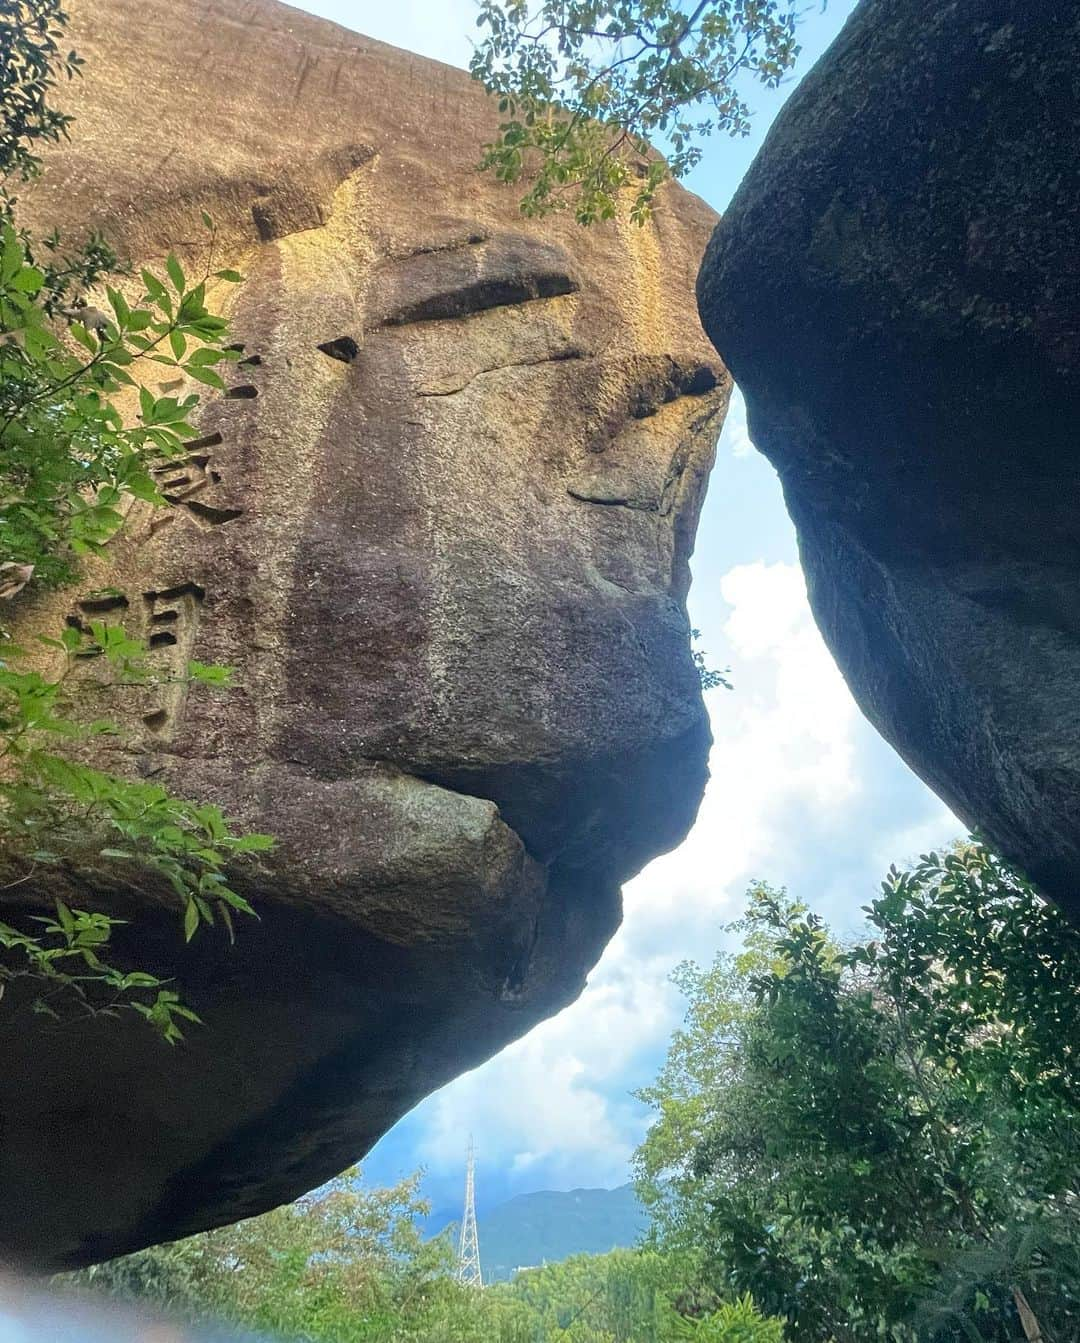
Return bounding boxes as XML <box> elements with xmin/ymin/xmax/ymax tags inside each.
<box><xmin>871</xmin><ymin>803</ymin><xmax>963</xmax><ymax>877</ymax></box>
<box><xmin>720</xmin><ymin>386</ymin><xmax>754</xmax><ymax>458</ymax></box>
<box><xmin>621</xmin><ymin>561</ymin><xmax>858</xmax><ymax>948</ymax></box>
<box><xmin>417</xmin><ymin>967</ymin><xmax>676</xmax><ymax>1190</ymax></box>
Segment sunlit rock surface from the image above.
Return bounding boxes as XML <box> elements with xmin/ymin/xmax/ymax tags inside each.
<box><xmin>698</xmin><ymin>0</ymin><xmax>1080</xmax><ymax>920</ymax></box>
<box><xmin>1</xmin><ymin>0</ymin><xmax>727</xmax><ymax>1270</ymax></box>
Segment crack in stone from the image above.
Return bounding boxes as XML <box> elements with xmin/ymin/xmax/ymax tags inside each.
<box><xmin>417</xmin><ymin>347</ymin><xmax>589</xmax><ymax>397</ymax></box>
<box><xmin>386</xmin><ymin>232</ymin><xmax>490</xmax><ymax>262</ymax></box>
<box><xmin>570</xmin><ymin>398</ymin><xmax>727</xmax><ymax>513</ymax></box>
<box><xmin>566</xmin><ymin>490</ymin><xmax>659</xmax><ymax>512</ymax></box>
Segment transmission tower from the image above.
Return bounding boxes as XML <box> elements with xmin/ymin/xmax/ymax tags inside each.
<box><xmin>456</xmin><ymin>1139</ymin><xmax>483</xmax><ymax>1289</ymax></box>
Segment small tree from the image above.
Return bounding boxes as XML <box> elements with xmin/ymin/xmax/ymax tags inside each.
<box><xmin>666</xmin><ymin>1295</ymin><xmax>785</xmax><ymax>1342</ymax></box>
<box><xmin>635</xmin><ymin>848</ymin><xmax>1080</xmax><ymax>1342</ymax></box>
<box><xmin>68</xmin><ymin>1169</ymin><xmax>523</xmax><ymax>1341</ymax></box>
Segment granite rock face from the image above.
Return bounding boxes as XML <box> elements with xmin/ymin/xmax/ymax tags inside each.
<box><xmin>698</xmin><ymin>0</ymin><xmax>1080</xmax><ymax>919</ymax></box>
<box><xmin>2</xmin><ymin>0</ymin><xmax>728</xmax><ymax>1270</ymax></box>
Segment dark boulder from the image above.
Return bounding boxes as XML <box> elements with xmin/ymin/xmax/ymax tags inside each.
<box><xmin>698</xmin><ymin>0</ymin><xmax>1080</xmax><ymax>918</ymax></box>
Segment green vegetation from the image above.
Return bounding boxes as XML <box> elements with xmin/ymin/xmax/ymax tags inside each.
<box><xmin>65</xmin><ymin>1187</ymin><xmax>783</xmax><ymax>1341</ymax></box>
<box><xmin>0</xmin><ymin>0</ymin><xmax>269</xmax><ymax>1038</ymax></box>
<box><xmin>470</xmin><ymin>0</ymin><xmax>801</xmax><ymax>222</ymax></box>
<box><xmin>502</xmin><ymin>1251</ymin><xmax>780</xmax><ymax>1341</ymax></box>
<box><xmin>636</xmin><ymin>844</ymin><xmax>1080</xmax><ymax>1342</ymax></box>
<box><xmin>71</xmin><ymin>1171</ymin><xmax>465</xmax><ymax>1340</ymax></box>
<box><xmin>692</xmin><ymin>629</ymin><xmax>732</xmax><ymax>692</ymax></box>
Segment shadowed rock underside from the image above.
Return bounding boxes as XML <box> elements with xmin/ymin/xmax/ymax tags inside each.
<box><xmin>698</xmin><ymin>0</ymin><xmax>1080</xmax><ymax>920</ymax></box>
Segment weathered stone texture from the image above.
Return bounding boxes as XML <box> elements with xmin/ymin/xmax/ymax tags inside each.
<box><xmin>1</xmin><ymin>0</ymin><xmax>727</xmax><ymax>1269</ymax></box>
<box><xmin>698</xmin><ymin>0</ymin><xmax>1080</xmax><ymax>919</ymax></box>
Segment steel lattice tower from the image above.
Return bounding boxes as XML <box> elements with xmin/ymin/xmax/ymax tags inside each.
<box><xmin>456</xmin><ymin>1140</ymin><xmax>483</xmax><ymax>1288</ymax></box>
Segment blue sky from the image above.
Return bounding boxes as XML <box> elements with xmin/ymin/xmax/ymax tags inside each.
<box><xmin>288</xmin><ymin>0</ymin><xmax>961</xmax><ymax>1220</ymax></box>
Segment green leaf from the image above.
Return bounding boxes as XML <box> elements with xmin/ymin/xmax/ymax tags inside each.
<box><xmin>141</xmin><ymin>269</ymin><xmax>168</xmax><ymax>302</ymax></box>
<box><xmin>0</xmin><ymin>226</ymin><xmax>25</xmax><ymax>284</ymax></box>
<box><xmin>68</xmin><ymin>321</ymin><xmax>98</xmax><ymax>353</ymax></box>
<box><xmin>219</xmin><ymin>889</ymin><xmax>256</xmax><ymax>918</ymax></box>
<box><xmin>189</xmin><ymin>315</ymin><xmax>227</xmax><ymax>336</ymax></box>
<box><xmin>231</xmin><ymin>833</ymin><xmax>275</xmax><ymax>854</ymax></box>
<box><xmin>11</xmin><ymin>266</ymin><xmax>45</xmax><ymax>294</ymax></box>
<box><xmin>106</xmin><ymin>285</ymin><xmax>130</xmax><ymax>325</ymax></box>
<box><xmin>123</xmin><ymin>471</ymin><xmax>165</xmax><ymax>504</ymax></box>
<box><xmin>101</xmin><ymin>362</ymin><xmax>136</xmax><ymax>386</ymax></box>
<box><xmin>187</xmin><ymin>660</ymin><xmax>233</xmax><ymax>687</ymax></box>
<box><xmin>183</xmin><ymin>898</ymin><xmax>200</xmax><ymax>943</ymax></box>
<box><xmin>185</xmin><ymin>365</ymin><xmax>226</xmax><ymax>390</ymax></box>
<box><xmin>166</xmin><ymin>253</ymin><xmax>186</xmax><ymax>294</ymax></box>
<box><xmin>186</xmin><ymin>346</ymin><xmax>225</xmax><ymax>367</ymax></box>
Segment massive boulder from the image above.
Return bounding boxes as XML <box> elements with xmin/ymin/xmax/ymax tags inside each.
<box><xmin>1</xmin><ymin>0</ymin><xmax>727</xmax><ymax>1270</ymax></box>
<box><xmin>698</xmin><ymin>0</ymin><xmax>1080</xmax><ymax>919</ymax></box>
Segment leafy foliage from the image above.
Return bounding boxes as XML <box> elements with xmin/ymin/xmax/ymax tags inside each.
<box><xmin>70</xmin><ymin>855</ymin><xmax>1073</xmax><ymax>1341</ymax></box>
<box><xmin>68</xmin><ymin>1170</ymin><xmax>525</xmax><ymax>1342</ymax></box>
<box><xmin>509</xmin><ymin>1251</ymin><xmax>784</xmax><ymax>1341</ymax></box>
<box><xmin>0</xmin><ymin>213</ymin><xmax>241</xmax><ymax>586</ymax></box>
<box><xmin>0</xmin><ymin>0</ymin><xmax>269</xmax><ymax>1040</ymax></box>
<box><xmin>65</xmin><ymin>1193</ymin><xmax>785</xmax><ymax>1342</ymax></box>
<box><xmin>507</xmin><ymin>1247</ymin><xmax>673</xmax><ymax>1340</ymax></box>
<box><xmin>668</xmin><ymin>1295</ymin><xmax>785</xmax><ymax>1342</ymax></box>
<box><xmin>0</xmin><ymin>0</ymin><xmax>82</xmax><ymax>199</ymax></box>
<box><xmin>635</xmin><ymin>847</ymin><xmax>1080</xmax><ymax>1342</ymax></box>
<box><xmin>470</xmin><ymin>0</ymin><xmax>801</xmax><ymax>222</ymax></box>
<box><xmin>692</xmin><ymin>628</ymin><xmax>732</xmax><ymax>692</ymax></box>
<box><xmin>0</xmin><ymin>621</ymin><xmax>272</xmax><ymax>1037</ymax></box>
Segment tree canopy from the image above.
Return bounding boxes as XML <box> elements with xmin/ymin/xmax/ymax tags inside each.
<box><xmin>470</xmin><ymin>0</ymin><xmax>802</xmax><ymax>222</ymax></box>
<box><xmin>635</xmin><ymin>845</ymin><xmax>1080</xmax><ymax>1342</ymax></box>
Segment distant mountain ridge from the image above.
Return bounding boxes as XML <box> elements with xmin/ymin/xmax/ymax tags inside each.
<box><xmin>436</xmin><ymin>1184</ymin><xmax>648</xmax><ymax>1283</ymax></box>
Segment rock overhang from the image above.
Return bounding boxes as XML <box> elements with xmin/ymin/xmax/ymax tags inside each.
<box><xmin>0</xmin><ymin>0</ymin><xmax>729</xmax><ymax>1269</ymax></box>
